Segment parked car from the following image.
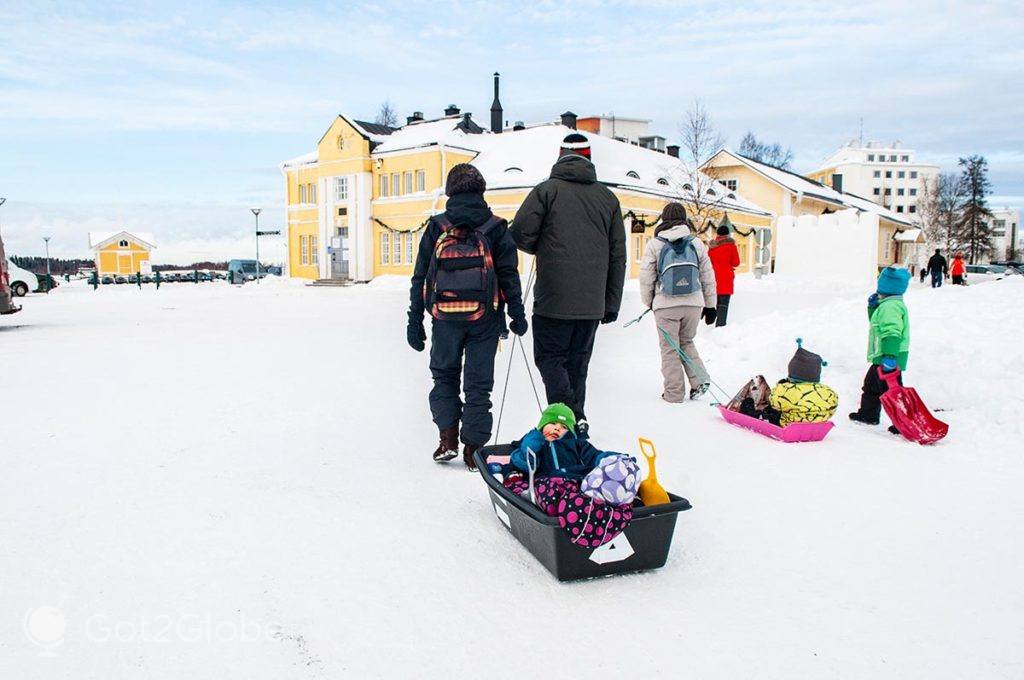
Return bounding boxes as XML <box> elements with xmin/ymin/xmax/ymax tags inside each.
<box><xmin>101</xmin><ymin>275</ymin><xmax>114</xmax><ymax>285</ymax></box>
<box><xmin>964</xmin><ymin>264</ymin><xmax>1015</xmax><ymax>282</ymax></box>
<box><xmin>114</xmin><ymin>275</ymin><xmax>127</xmax><ymax>284</ymax></box>
<box><xmin>228</xmin><ymin>259</ymin><xmax>265</xmax><ymax>282</ymax></box>
<box><xmin>6</xmin><ymin>259</ymin><xmax>39</xmax><ymax>297</ymax></box>
<box><xmin>0</xmin><ymin>233</ymin><xmax>19</xmax><ymax>315</ymax></box>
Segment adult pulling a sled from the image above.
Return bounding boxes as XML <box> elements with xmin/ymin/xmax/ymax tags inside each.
<box><xmin>511</xmin><ymin>132</ymin><xmax>627</xmax><ymax>437</ymax></box>
<box><xmin>638</xmin><ymin>202</ymin><xmax>717</xmax><ymax>402</ymax></box>
<box><xmin>407</xmin><ymin>164</ymin><xmax>527</xmax><ymax>468</ymax></box>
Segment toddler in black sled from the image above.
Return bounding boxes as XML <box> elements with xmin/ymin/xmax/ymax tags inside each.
<box><xmin>474</xmin><ymin>404</ymin><xmax>691</xmax><ymax>581</ymax></box>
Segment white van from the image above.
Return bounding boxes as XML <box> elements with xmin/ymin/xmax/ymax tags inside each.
<box><xmin>6</xmin><ymin>259</ymin><xmax>39</xmax><ymax>297</ymax></box>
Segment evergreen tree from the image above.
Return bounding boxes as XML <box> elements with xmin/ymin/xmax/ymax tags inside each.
<box><xmin>956</xmin><ymin>155</ymin><xmax>994</xmax><ymax>263</ymax></box>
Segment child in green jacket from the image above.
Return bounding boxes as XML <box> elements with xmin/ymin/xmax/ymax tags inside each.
<box><xmin>849</xmin><ymin>267</ymin><xmax>911</xmax><ymax>431</ymax></box>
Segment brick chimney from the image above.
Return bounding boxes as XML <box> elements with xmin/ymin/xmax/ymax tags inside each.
<box><xmin>666</xmin><ymin>144</ymin><xmax>680</xmax><ymax>158</ymax></box>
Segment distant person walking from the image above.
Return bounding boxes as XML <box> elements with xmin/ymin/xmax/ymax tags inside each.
<box><xmin>639</xmin><ymin>203</ymin><xmax>717</xmax><ymax>402</ymax></box>
<box><xmin>707</xmin><ymin>222</ymin><xmax>740</xmax><ymax>327</ymax></box>
<box><xmin>511</xmin><ymin>132</ymin><xmax>627</xmax><ymax>437</ymax></box>
<box><xmin>926</xmin><ymin>249</ymin><xmax>948</xmax><ymax>288</ymax></box>
<box><xmin>950</xmin><ymin>253</ymin><xmax>966</xmax><ymax>285</ymax></box>
<box><xmin>407</xmin><ymin>164</ymin><xmax>526</xmax><ymax>469</ymax></box>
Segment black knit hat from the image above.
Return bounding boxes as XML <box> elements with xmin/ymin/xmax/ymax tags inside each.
<box><xmin>716</xmin><ymin>225</ymin><xmax>730</xmax><ymax>236</ymax></box>
<box><xmin>560</xmin><ymin>133</ymin><xmax>591</xmax><ymax>158</ymax></box>
<box><xmin>445</xmin><ymin>163</ymin><xmax>486</xmax><ymax>196</ymax></box>
<box><xmin>788</xmin><ymin>340</ymin><xmax>825</xmax><ymax>383</ymax></box>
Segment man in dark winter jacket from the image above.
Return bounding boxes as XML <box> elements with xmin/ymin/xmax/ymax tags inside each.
<box><xmin>511</xmin><ymin>133</ymin><xmax>627</xmax><ymax>435</ymax></box>
<box><xmin>926</xmin><ymin>249</ymin><xmax>948</xmax><ymax>288</ymax></box>
<box><xmin>408</xmin><ymin>164</ymin><xmax>526</xmax><ymax>469</ymax></box>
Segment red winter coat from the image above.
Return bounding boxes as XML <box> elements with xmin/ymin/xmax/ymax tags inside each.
<box><xmin>950</xmin><ymin>257</ymin><xmax>965</xmax><ymax>276</ymax></box>
<box><xmin>708</xmin><ymin>236</ymin><xmax>740</xmax><ymax>296</ymax></box>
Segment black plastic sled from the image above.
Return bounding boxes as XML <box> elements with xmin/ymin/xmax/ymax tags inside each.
<box><xmin>474</xmin><ymin>445</ymin><xmax>692</xmax><ymax>582</ymax></box>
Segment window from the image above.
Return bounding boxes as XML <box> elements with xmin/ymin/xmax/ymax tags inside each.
<box><xmin>300</xmin><ymin>235</ymin><xmax>309</xmax><ymax>265</ymax></box>
<box><xmin>873</xmin><ymin>187</ymin><xmax>881</xmax><ymax>195</ymax></box>
<box><xmin>381</xmin><ymin>233</ymin><xmax>390</xmax><ymax>265</ymax></box>
<box><xmin>897</xmin><ymin>188</ymin><xmax>905</xmax><ymax>196</ymax></box>
<box><xmin>309</xmin><ymin>183</ymin><xmax>317</xmax><ymax>203</ymax></box>
<box><xmin>873</xmin><ymin>171</ymin><xmax>881</xmax><ymax>178</ymax></box>
<box><xmin>909</xmin><ymin>205</ymin><xmax>917</xmax><ymax>214</ymax></box>
<box><xmin>392</xmin><ymin>231</ymin><xmax>401</xmax><ymax>264</ymax></box>
<box><xmin>404</xmin><ymin>233</ymin><xmax>414</xmax><ymax>264</ymax></box>
<box><xmin>392</xmin><ymin>173</ymin><xmax>400</xmax><ymax>196</ymax></box>
<box><xmin>910</xmin><ymin>171</ymin><xmax>918</xmax><ymax>179</ymax></box>
<box><xmin>706</xmin><ymin>188</ymin><xmax>716</xmax><ymax>196</ymax></box>
<box><xmin>416</xmin><ymin>169</ymin><xmax>425</xmax><ymax>192</ymax></box>
<box><xmin>724</xmin><ymin>179</ymin><xmax>738</xmax><ymax>191</ymax></box>
<box><xmin>335</xmin><ymin>177</ymin><xmax>348</xmax><ymax>202</ymax></box>
<box><xmin>682</xmin><ymin>183</ymin><xmax>693</xmax><ymax>192</ymax></box>
<box><xmin>867</xmin><ymin>154</ymin><xmax>875</xmax><ymax>162</ymax></box>
<box><xmin>885</xmin><ymin>171</ymin><xmax>892</xmax><ymax>178</ymax></box>
<box><xmin>311</xmin><ymin>236</ymin><xmax>318</xmax><ymax>265</ymax></box>
<box><xmin>909</xmin><ymin>188</ymin><xmax>917</xmax><ymax>196</ymax></box>
<box><xmin>884</xmin><ymin>188</ymin><xmax>892</xmax><ymax>196</ymax></box>
<box><xmin>901</xmin><ymin>155</ymin><xmax>909</xmax><ymax>162</ymax></box>
<box><xmin>896</xmin><ymin>205</ymin><xmax>904</xmax><ymax>213</ymax></box>
<box><xmin>897</xmin><ymin>171</ymin><xmax>905</xmax><ymax>179</ymax></box>
<box><xmin>119</xmin><ymin>239</ymin><xmax>129</xmax><ymax>247</ymax></box>
<box><xmin>379</xmin><ymin>174</ymin><xmax>389</xmax><ymax>197</ymax></box>
<box><xmin>299</xmin><ymin>184</ymin><xmax>306</xmax><ymax>203</ymax></box>
<box><xmin>889</xmin><ymin>154</ymin><xmax>897</xmax><ymax>162</ymax></box>
<box><xmin>626</xmin><ymin>170</ymin><xmax>640</xmax><ymax>179</ymax></box>
<box><xmin>634</xmin><ymin>235</ymin><xmax>645</xmax><ymax>263</ymax></box>
<box><xmin>404</xmin><ymin>171</ymin><xmax>413</xmax><ymax>195</ymax></box>
<box><xmin>657</xmin><ymin>178</ymin><xmax>669</xmax><ymax>186</ymax></box>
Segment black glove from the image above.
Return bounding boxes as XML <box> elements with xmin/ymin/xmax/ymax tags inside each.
<box><xmin>702</xmin><ymin>307</ymin><xmax>717</xmax><ymax>325</ymax></box>
<box><xmin>407</xmin><ymin>319</ymin><xmax>426</xmax><ymax>352</ymax></box>
<box><xmin>510</xmin><ymin>316</ymin><xmax>528</xmax><ymax>336</ymax></box>
<box><xmin>601</xmin><ymin>311</ymin><xmax>618</xmax><ymax>325</ymax></box>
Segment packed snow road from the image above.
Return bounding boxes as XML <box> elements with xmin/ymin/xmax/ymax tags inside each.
<box><xmin>2</xmin><ymin>275</ymin><xmax>1022</xmax><ymax>679</ymax></box>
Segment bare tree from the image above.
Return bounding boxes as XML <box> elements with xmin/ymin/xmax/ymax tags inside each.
<box><xmin>375</xmin><ymin>99</ymin><xmax>398</xmax><ymax>128</ymax></box>
<box><xmin>738</xmin><ymin>131</ymin><xmax>794</xmax><ymax>169</ymax></box>
<box><xmin>919</xmin><ymin>172</ymin><xmax>966</xmax><ymax>256</ymax></box>
<box><xmin>674</xmin><ymin>99</ymin><xmax>729</xmax><ymax>233</ymax></box>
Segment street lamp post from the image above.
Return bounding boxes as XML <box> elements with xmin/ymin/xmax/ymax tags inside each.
<box><xmin>251</xmin><ymin>208</ymin><xmax>262</xmax><ymax>284</ymax></box>
<box><xmin>43</xmin><ymin>236</ymin><xmax>51</xmax><ymax>293</ymax></box>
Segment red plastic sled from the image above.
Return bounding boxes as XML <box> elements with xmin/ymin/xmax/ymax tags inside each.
<box><xmin>717</xmin><ymin>405</ymin><xmax>834</xmax><ymax>443</ymax></box>
<box><xmin>879</xmin><ymin>368</ymin><xmax>948</xmax><ymax>445</ymax></box>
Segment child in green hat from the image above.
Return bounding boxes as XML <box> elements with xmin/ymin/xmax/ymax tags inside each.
<box><xmin>509</xmin><ymin>403</ymin><xmax>606</xmax><ymax>480</ymax></box>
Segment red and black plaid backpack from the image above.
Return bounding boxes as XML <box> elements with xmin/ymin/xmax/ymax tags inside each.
<box><xmin>423</xmin><ymin>214</ymin><xmax>503</xmax><ymax>322</ymax></box>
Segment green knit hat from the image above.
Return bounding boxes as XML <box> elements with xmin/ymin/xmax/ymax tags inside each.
<box><xmin>537</xmin><ymin>403</ymin><xmax>576</xmax><ymax>432</ymax></box>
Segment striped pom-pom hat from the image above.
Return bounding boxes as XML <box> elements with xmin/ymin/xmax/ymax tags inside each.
<box><xmin>560</xmin><ymin>133</ymin><xmax>591</xmax><ymax>159</ymax></box>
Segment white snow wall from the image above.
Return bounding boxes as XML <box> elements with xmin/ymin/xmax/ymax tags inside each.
<box><xmin>774</xmin><ymin>209</ymin><xmax>880</xmax><ymax>284</ymax></box>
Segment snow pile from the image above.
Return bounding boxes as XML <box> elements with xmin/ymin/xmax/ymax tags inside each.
<box><xmin>1</xmin><ymin>275</ymin><xmax>1022</xmax><ymax>678</ymax></box>
<box><xmin>774</xmin><ymin>209</ymin><xmax>881</xmax><ymax>283</ymax></box>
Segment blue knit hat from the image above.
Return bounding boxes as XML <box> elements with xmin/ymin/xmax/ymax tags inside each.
<box><xmin>877</xmin><ymin>266</ymin><xmax>911</xmax><ymax>296</ymax></box>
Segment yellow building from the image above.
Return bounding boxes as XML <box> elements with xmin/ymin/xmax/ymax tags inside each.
<box><xmin>702</xmin><ymin>150</ymin><xmax>915</xmax><ymax>269</ymax></box>
<box><xmin>88</xmin><ymin>231</ymin><xmax>155</xmax><ymax>276</ymax></box>
<box><xmin>280</xmin><ymin>111</ymin><xmax>773</xmax><ymax>283</ymax></box>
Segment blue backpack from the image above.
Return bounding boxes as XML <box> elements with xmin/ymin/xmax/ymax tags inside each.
<box><xmin>656</xmin><ymin>235</ymin><xmax>701</xmax><ymax>296</ymax></box>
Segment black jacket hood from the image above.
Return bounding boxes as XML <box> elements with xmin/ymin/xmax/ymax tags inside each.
<box><xmin>549</xmin><ymin>154</ymin><xmax>597</xmax><ymax>184</ymax></box>
<box><xmin>443</xmin><ymin>192</ymin><xmax>493</xmax><ymax>228</ymax></box>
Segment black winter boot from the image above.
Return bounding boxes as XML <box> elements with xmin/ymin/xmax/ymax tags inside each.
<box><xmin>463</xmin><ymin>443</ymin><xmax>481</xmax><ymax>470</ymax></box>
<box><xmin>848</xmin><ymin>412</ymin><xmax>880</xmax><ymax>426</ymax></box>
<box><xmin>432</xmin><ymin>426</ymin><xmax>459</xmax><ymax>463</ymax></box>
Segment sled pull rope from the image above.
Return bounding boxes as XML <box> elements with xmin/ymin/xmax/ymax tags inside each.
<box><xmin>492</xmin><ymin>259</ymin><xmax>543</xmax><ymax>444</ymax></box>
<box><xmin>657</xmin><ymin>325</ymin><xmax>732</xmax><ymax>404</ymax></box>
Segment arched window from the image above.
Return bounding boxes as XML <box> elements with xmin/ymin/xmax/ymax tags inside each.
<box><xmin>706</xmin><ymin>188</ymin><xmax>717</xmax><ymax>196</ymax></box>
<box><xmin>727</xmin><ymin>192</ymin><xmax>736</xmax><ymax>199</ymax></box>
<box><xmin>682</xmin><ymin>183</ymin><xmax>693</xmax><ymax>192</ymax></box>
<box><xmin>119</xmin><ymin>239</ymin><xmax>129</xmax><ymax>248</ymax></box>
<box><xmin>626</xmin><ymin>171</ymin><xmax>640</xmax><ymax>179</ymax></box>
<box><xmin>657</xmin><ymin>178</ymin><xmax>669</xmax><ymax>186</ymax></box>
<box><xmin>504</xmin><ymin>167</ymin><xmax>523</xmax><ymax>173</ymax></box>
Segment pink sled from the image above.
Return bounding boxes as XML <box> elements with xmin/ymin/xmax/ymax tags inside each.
<box><xmin>717</xmin><ymin>405</ymin><xmax>834</xmax><ymax>443</ymax></box>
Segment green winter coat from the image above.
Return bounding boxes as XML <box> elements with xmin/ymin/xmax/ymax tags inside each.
<box><xmin>867</xmin><ymin>295</ymin><xmax>910</xmax><ymax>370</ymax></box>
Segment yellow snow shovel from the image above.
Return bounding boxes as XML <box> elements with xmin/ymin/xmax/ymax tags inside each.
<box><xmin>638</xmin><ymin>437</ymin><xmax>670</xmax><ymax>506</ymax></box>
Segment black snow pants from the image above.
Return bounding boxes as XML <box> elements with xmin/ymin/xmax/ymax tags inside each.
<box><xmin>855</xmin><ymin>364</ymin><xmax>903</xmax><ymax>422</ymax></box>
<box><xmin>429</xmin><ymin>317</ymin><xmax>501</xmax><ymax>446</ymax></box>
<box><xmin>715</xmin><ymin>294</ymin><xmax>732</xmax><ymax>327</ymax></box>
<box><xmin>531</xmin><ymin>314</ymin><xmax>600</xmax><ymax>422</ymax></box>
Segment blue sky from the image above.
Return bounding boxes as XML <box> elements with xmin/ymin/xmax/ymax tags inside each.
<box><xmin>1</xmin><ymin>0</ymin><xmax>1021</xmax><ymax>262</ymax></box>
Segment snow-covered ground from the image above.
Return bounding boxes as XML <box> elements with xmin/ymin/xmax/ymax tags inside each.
<box><xmin>2</xmin><ymin>274</ymin><xmax>1022</xmax><ymax>679</ymax></box>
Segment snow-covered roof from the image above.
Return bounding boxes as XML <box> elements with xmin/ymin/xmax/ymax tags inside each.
<box><xmin>88</xmin><ymin>231</ymin><xmax>156</xmax><ymax>250</ymax></box>
<box><xmin>372</xmin><ymin>117</ymin><xmax>486</xmax><ymax>155</ymax></box>
<box><xmin>894</xmin><ymin>227</ymin><xmax>924</xmax><ymax>243</ymax></box>
<box><xmin>706</xmin><ymin>150</ymin><xmax>913</xmax><ymax>227</ymax></box>
<box><xmin>471</xmin><ymin>125</ymin><xmax>770</xmax><ymax>216</ymax></box>
<box><xmin>281</xmin><ymin>150</ymin><xmax>319</xmax><ymax>169</ymax></box>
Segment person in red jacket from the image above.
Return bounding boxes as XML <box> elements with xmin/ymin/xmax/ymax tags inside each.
<box><xmin>950</xmin><ymin>253</ymin><xmax>966</xmax><ymax>285</ymax></box>
<box><xmin>707</xmin><ymin>223</ymin><xmax>741</xmax><ymax>326</ymax></box>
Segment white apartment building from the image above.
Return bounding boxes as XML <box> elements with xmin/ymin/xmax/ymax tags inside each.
<box><xmin>576</xmin><ymin>114</ymin><xmax>671</xmax><ymax>154</ymax></box>
<box><xmin>808</xmin><ymin>141</ymin><xmax>940</xmax><ymax>222</ymax></box>
<box><xmin>985</xmin><ymin>207</ymin><xmax>1021</xmax><ymax>261</ymax></box>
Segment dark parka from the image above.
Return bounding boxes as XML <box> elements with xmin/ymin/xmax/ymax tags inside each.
<box><xmin>511</xmin><ymin>155</ymin><xmax>627</xmax><ymax>321</ymax></box>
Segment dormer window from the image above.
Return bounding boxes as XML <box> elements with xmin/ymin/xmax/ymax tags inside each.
<box><xmin>626</xmin><ymin>171</ymin><xmax>640</xmax><ymax>179</ymax></box>
<box><xmin>682</xmin><ymin>183</ymin><xmax>693</xmax><ymax>192</ymax></box>
<box><xmin>727</xmin><ymin>193</ymin><xmax>736</xmax><ymax>199</ymax></box>
<box><xmin>657</xmin><ymin>178</ymin><xmax>669</xmax><ymax>186</ymax></box>
<box><xmin>119</xmin><ymin>239</ymin><xmax>129</xmax><ymax>248</ymax></box>
<box><xmin>706</xmin><ymin>188</ymin><xmax>717</xmax><ymax>196</ymax></box>
<box><xmin>504</xmin><ymin>167</ymin><xmax>523</xmax><ymax>173</ymax></box>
